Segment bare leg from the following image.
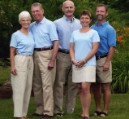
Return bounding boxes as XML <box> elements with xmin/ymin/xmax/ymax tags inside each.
<box><xmin>101</xmin><ymin>83</ymin><xmax>111</xmax><ymax>113</ymax></box>
<box><xmin>92</xmin><ymin>83</ymin><xmax>102</xmax><ymax>112</ymax></box>
<box><xmin>79</xmin><ymin>82</ymin><xmax>91</xmax><ymax>117</ymax></box>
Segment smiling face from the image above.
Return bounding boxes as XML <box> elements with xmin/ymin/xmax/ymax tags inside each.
<box><xmin>19</xmin><ymin>17</ymin><xmax>31</xmax><ymax>29</ymax></box>
<box><xmin>62</xmin><ymin>1</ymin><xmax>75</xmax><ymax>18</ymax></box>
<box><xmin>80</xmin><ymin>15</ymin><xmax>91</xmax><ymax>27</ymax></box>
<box><xmin>31</xmin><ymin>5</ymin><xmax>44</xmax><ymax>22</ymax></box>
<box><xmin>96</xmin><ymin>6</ymin><xmax>108</xmax><ymax>22</ymax></box>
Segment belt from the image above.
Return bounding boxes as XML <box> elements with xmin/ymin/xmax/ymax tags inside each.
<box><xmin>96</xmin><ymin>54</ymin><xmax>108</xmax><ymax>60</ymax></box>
<box><xmin>34</xmin><ymin>46</ymin><xmax>53</xmax><ymax>51</ymax></box>
<box><xmin>59</xmin><ymin>49</ymin><xmax>69</xmax><ymax>54</ymax></box>
<box><xmin>16</xmin><ymin>54</ymin><xmax>32</xmax><ymax>56</ymax></box>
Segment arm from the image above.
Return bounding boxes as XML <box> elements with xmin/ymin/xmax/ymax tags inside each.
<box><xmin>77</xmin><ymin>42</ymin><xmax>99</xmax><ymax>68</ymax></box>
<box><xmin>48</xmin><ymin>40</ymin><xmax>59</xmax><ymax>70</ymax></box>
<box><xmin>70</xmin><ymin>43</ymin><xmax>77</xmax><ymax>65</ymax></box>
<box><xmin>10</xmin><ymin>47</ymin><xmax>17</xmax><ymax>75</ymax></box>
<box><xmin>103</xmin><ymin>46</ymin><xmax>115</xmax><ymax>71</ymax></box>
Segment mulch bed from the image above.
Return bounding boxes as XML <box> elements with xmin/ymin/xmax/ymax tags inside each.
<box><xmin>0</xmin><ymin>81</ymin><xmax>68</xmax><ymax>99</ymax></box>
<box><xmin>0</xmin><ymin>81</ymin><xmax>12</xmax><ymax>99</ymax></box>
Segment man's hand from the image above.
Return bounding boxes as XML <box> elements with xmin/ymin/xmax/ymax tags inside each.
<box><xmin>48</xmin><ymin>59</ymin><xmax>55</xmax><ymax>70</ymax></box>
<box><xmin>103</xmin><ymin>62</ymin><xmax>110</xmax><ymax>71</ymax></box>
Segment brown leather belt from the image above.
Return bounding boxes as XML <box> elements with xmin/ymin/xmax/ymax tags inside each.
<box><xmin>96</xmin><ymin>54</ymin><xmax>108</xmax><ymax>60</ymax></box>
<box><xmin>59</xmin><ymin>48</ymin><xmax>69</xmax><ymax>54</ymax></box>
<box><xmin>34</xmin><ymin>46</ymin><xmax>53</xmax><ymax>51</ymax></box>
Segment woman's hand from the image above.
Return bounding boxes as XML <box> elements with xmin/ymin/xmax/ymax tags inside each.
<box><xmin>76</xmin><ymin>59</ymin><xmax>86</xmax><ymax>68</ymax></box>
<box><xmin>71</xmin><ymin>59</ymin><xmax>77</xmax><ymax>66</ymax></box>
<box><xmin>11</xmin><ymin>66</ymin><xmax>17</xmax><ymax>75</ymax></box>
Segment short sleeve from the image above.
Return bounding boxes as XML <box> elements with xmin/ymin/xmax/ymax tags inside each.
<box><xmin>107</xmin><ymin>27</ymin><xmax>116</xmax><ymax>47</ymax></box>
<box><xmin>70</xmin><ymin>32</ymin><xmax>75</xmax><ymax>43</ymax></box>
<box><xmin>49</xmin><ymin>22</ymin><xmax>59</xmax><ymax>41</ymax></box>
<box><xmin>10</xmin><ymin>33</ymin><xmax>17</xmax><ymax>48</ymax></box>
<box><xmin>92</xmin><ymin>30</ymin><xmax>100</xmax><ymax>43</ymax></box>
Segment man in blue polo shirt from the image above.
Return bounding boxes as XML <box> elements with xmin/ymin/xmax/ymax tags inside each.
<box><xmin>30</xmin><ymin>2</ymin><xmax>59</xmax><ymax>119</ymax></box>
<box><xmin>91</xmin><ymin>3</ymin><xmax>116</xmax><ymax>117</ymax></box>
<box><xmin>53</xmin><ymin>0</ymin><xmax>81</xmax><ymax>116</ymax></box>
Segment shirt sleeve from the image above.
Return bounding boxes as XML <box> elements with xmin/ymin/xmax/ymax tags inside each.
<box><xmin>49</xmin><ymin>22</ymin><xmax>59</xmax><ymax>41</ymax></box>
<box><xmin>92</xmin><ymin>30</ymin><xmax>100</xmax><ymax>43</ymax></box>
<box><xmin>10</xmin><ymin>33</ymin><xmax>17</xmax><ymax>48</ymax></box>
<box><xmin>107</xmin><ymin>27</ymin><xmax>116</xmax><ymax>47</ymax></box>
<box><xmin>70</xmin><ymin>32</ymin><xmax>75</xmax><ymax>43</ymax></box>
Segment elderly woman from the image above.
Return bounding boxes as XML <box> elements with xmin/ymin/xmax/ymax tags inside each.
<box><xmin>70</xmin><ymin>10</ymin><xmax>100</xmax><ymax>119</ymax></box>
<box><xmin>10</xmin><ymin>11</ymin><xmax>34</xmax><ymax>119</ymax></box>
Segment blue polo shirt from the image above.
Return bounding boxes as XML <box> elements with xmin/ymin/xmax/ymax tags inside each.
<box><xmin>54</xmin><ymin>15</ymin><xmax>81</xmax><ymax>50</ymax></box>
<box><xmin>10</xmin><ymin>30</ymin><xmax>35</xmax><ymax>55</ymax></box>
<box><xmin>30</xmin><ymin>17</ymin><xmax>58</xmax><ymax>48</ymax></box>
<box><xmin>91</xmin><ymin>21</ymin><xmax>116</xmax><ymax>56</ymax></box>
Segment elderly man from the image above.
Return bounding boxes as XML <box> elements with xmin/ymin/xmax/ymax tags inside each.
<box><xmin>54</xmin><ymin>0</ymin><xmax>81</xmax><ymax>116</ymax></box>
<box><xmin>30</xmin><ymin>2</ymin><xmax>59</xmax><ymax>119</ymax></box>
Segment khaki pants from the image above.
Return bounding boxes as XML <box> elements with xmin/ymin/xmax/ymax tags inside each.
<box><xmin>11</xmin><ymin>55</ymin><xmax>33</xmax><ymax>117</ymax></box>
<box><xmin>54</xmin><ymin>52</ymin><xmax>77</xmax><ymax>114</ymax></box>
<box><xmin>33</xmin><ymin>50</ymin><xmax>56</xmax><ymax>116</ymax></box>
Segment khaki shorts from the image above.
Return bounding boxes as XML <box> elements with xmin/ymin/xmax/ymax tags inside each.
<box><xmin>96</xmin><ymin>57</ymin><xmax>112</xmax><ymax>83</ymax></box>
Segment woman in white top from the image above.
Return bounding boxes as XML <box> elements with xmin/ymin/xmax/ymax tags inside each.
<box><xmin>70</xmin><ymin>10</ymin><xmax>100</xmax><ymax>119</ymax></box>
<box><xmin>10</xmin><ymin>11</ymin><xmax>34</xmax><ymax>119</ymax></box>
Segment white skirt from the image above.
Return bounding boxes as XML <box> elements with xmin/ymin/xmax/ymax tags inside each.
<box><xmin>72</xmin><ymin>65</ymin><xmax>96</xmax><ymax>83</ymax></box>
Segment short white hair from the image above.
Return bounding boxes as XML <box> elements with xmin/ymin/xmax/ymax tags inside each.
<box><xmin>18</xmin><ymin>11</ymin><xmax>31</xmax><ymax>21</ymax></box>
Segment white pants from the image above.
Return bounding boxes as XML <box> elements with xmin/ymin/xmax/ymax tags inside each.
<box><xmin>11</xmin><ymin>55</ymin><xmax>33</xmax><ymax>117</ymax></box>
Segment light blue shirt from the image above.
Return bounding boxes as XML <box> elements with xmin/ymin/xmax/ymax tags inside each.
<box><xmin>30</xmin><ymin>17</ymin><xmax>58</xmax><ymax>48</ymax></box>
<box><xmin>10</xmin><ymin>30</ymin><xmax>35</xmax><ymax>55</ymax></box>
<box><xmin>70</xmin><ymin>29</ymin><xmax>100</xmax><ymax>66</ymax></box>
<box><xmin>91</xmin><ymin>21</ymin><xmax>116</xmax><ymax>56</ymax></box>
<box><xmin>54</xmin><ymin>15</ymin><xmax>81</xmax><ymax>50</ymax></box>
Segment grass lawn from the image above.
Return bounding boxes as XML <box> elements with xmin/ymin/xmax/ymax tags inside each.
<box><xmin>0</xmin><ymin>66</ymin><xmax>10</xmax><ymax>85</ymax></box>
<box><xmin>0</xmin><ymin>94</ymin><xmax>129</xmax><ymax>119</ymax></box>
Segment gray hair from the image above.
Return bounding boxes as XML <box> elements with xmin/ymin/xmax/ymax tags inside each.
<box><xmin>31</xmin><ymin>2</ymin><xmax>43</xmax><ymax>9</ymax></box>
<box><xmin>18</xmin><ymin>11</ymin><xmax>31</xmax><ymax>21</ymax></box>
<box><xmin>63</xmin><ymin>0</ymin><xmax>74</xmax><ymax>7</ymax></box>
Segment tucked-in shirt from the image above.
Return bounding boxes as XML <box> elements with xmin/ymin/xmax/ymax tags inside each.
<box><xmin>70</xmin><ymin>29</ymin><xmax>100</xmax><ymax>66</ymax></box>
<box><xmin>54</xmin><ymin>15</ymin><xmax>81</xmax><ymax>50</ymax></box>
<box><xmin>30</xmin><ymin>17</ymin><xmax>58</xmax><ymax>48</ymax></box>
<box><xmin>10</xmin><ymin>30</ymin><xmax>35</xmax><ymax>55</ymax></box>
<box><xmin>91</xmin><ymin>21</ymin><xmax>116</xmax><ymax>56</ymax></box>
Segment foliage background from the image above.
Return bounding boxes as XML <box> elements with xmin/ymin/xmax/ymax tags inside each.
<box><xmin>1</xmin><ymin>0</ymin><xmax>129</xmax><ymax>93</ymax></box>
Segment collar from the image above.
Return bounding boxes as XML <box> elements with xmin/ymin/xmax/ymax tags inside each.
<box><xmin>95</xmin><ymin>21</ymin><xmax>109</xmax><ymax>26</ymax></box>
<box><xmin>35</xmin><ymin>17</ymin><xmax>47</xmax><ymax>25</ymax></box>
<box><xmin>63</xmin><ymin>15</ymin><xmax>75</xmax><ymax>22</ymax></box>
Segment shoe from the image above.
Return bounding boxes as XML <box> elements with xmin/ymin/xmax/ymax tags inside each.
<box><xmin>93</xmin><ymin>111</ymin><xmax>101</xmax><ymax>116</ymax></box>
<box><xmin>42</xmin><ymin>114</ymin><xmax>53</xmax><ymax>119</ymax></box>
<box><xmin>100</xmin><ymin>112</ymin><xmax>108</xmax><ymax>117</ymax></box>
<box><xmin>32</xmin><ymin>113</ymin><xmax>44</xmax><ymax>117</ymax></box>
<box><xmin>15</xmin><ymin>117</ymin><xmax>26</xmax><ymax>119</ymax></box>
<box><xmin>24</xmin><ymin>117</ymin><xmax>30</xmax><ymax>119</ymax></box>
<box><xmin>81</xmin><ymin>116</ymin><xmax>89</xmax><ymax>119</ymax></box>
<box><xmin>55</xmin><ymin>112</ymin><xmax>64</xmax><ymax>117</ymax></box>
<box><xmin>23</xmin><ymin>117</ymin><xmax>29</xmax><ymax>119</ymax></box>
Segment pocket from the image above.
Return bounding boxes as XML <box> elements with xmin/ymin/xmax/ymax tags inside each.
<box><xmin>97</xmin><ymin>57</ymin><xmax>106</xmax><ymax>66</ymax></box>
<box><xmin>15</xmin><ymin>55</ymin><xmax>27</xmax><ymax>71</ymax></box>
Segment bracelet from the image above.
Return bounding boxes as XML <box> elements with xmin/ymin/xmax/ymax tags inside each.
<box><xmin>83</xmin><ymin>59</ymin><xmax>86</xmax><ymax>63</ymax></box>
<box><xmin>71</xmin><ymin>58</ymin><xmax>75</xmax><ymax>62</ymax></box>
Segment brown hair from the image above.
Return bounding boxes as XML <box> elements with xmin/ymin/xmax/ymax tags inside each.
<box><xmin>31</xmin><ymin>2</ymin><xmax>43</xmax><ymax>9</ymax></box>
<box><xmin>80</xmin><ymin>10</ymin><xmax>92</xmax><ymax>19</ymax></box>
<box><xmin>97</xmin><ymin>3</ymin><xmax>108</xmax><ymax>12</ymax></box>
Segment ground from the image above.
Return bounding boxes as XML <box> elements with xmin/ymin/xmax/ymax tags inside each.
<box><xmin>0</xmin><ymin>80</ymin><xmax>12</xmax><ymax>99</ymax></box>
